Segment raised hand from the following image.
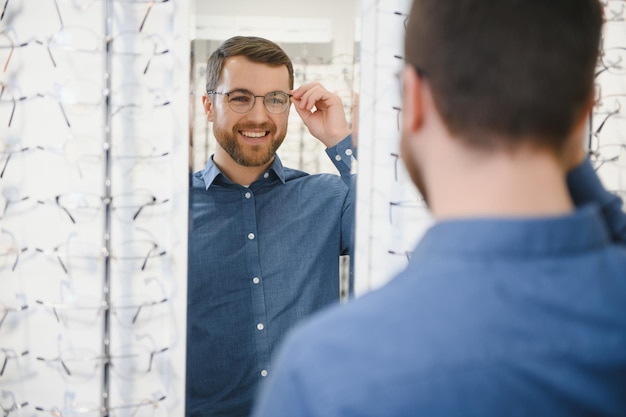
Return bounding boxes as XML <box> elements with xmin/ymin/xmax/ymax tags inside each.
<box><xmin>291</xmin><ymin>82</ymin><xmax>351</xmax><ymax>148</ymax></box>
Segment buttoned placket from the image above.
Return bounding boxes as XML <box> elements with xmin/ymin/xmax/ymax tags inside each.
<box><xmin>240</xmin><ymin>179</ymin><xmax>271</xmax><ymax>379</ymax></box>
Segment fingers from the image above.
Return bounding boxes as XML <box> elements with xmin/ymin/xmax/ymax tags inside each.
<box><xmin>290</xmin><ymin>82</ymin><xmax>351</xmax><ymax>147</ymax></box>
<box><xmin>291</xmin><ymin>82</ymin><xmax>340</xmax><ymax>112</ymax></box>
<box><xmin>292</xmin><ymin>99</ymin><xmax>312</xmax><ymax>120</ymax></box>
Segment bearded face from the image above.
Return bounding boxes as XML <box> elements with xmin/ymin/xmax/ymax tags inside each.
<box><xmin>206</xmin><ymin>56</ymin><xmax>291</xmax><ymax>170</ymax></box>
<box><xmin>213</xmin><ymin>119</ymin><xmax>286</xmax><ymax>167</ymax></box>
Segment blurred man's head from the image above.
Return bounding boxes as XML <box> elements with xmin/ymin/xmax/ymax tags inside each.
<box><xmin>401</xmin><ymin>0</ymin><xmax>603</xmax><ymax>201</ymax></box>
<box><xmin>404</xmin><ymin>0</ymin><xmax>602</xmax><ymax>150</ymax></box>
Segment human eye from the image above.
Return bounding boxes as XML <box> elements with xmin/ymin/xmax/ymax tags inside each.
<box><xmin>228</xmin><ymin>91</ymin><xmax>253</xmax><ymax>103</ymax></box>
<box><xmin>267</xmin><ymin>92</ymin><xmax>288</xmax><ymax>105</ymax></box>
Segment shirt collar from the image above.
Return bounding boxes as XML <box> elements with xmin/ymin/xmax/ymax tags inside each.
<box><xmin>200</xmin><ymin>154</ymin><xmax>287</xmax><ymax>189</ymax></box>
<box><xmin>412</xmin><ymin>204</ymin><xmax>611</xmax><ymax>261</ymax></box>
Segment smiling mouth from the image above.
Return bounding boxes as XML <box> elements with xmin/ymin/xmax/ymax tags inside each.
<box><xmin>240</xmin><ymin>130</ymin><xmax>270</xmax><ymax>138</ymax></box>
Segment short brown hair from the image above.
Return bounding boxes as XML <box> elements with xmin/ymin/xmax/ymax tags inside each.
<box><xmin>405</xmin><ymin>0</ymin><xmax>603</xmax><ymax>151</ymax></box>
<box><xmin>205</xmin><ymin>36</ymin><xmax>294</xmax><ymax>93</ymax></box>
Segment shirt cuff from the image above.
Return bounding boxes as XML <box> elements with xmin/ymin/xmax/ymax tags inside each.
<box><xmin>325</xmin><ymin>135</ymin><xmax>356</xmax><ymax>175</ymax></box>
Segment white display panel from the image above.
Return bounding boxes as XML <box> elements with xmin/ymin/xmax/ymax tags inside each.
<box><xmin>0</xmin><ymin>1</ymin><xmax>189</xmax><ymax>416</ymax></box>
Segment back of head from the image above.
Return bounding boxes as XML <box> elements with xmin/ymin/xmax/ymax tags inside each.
<box><xmin>205</xmin><ymin>36</ymin><xmax>295</xmax><ymax>93</ymax></box>
<box><xmin>404</xmin><ymin>0</ymin><xmax>603</xmax><ymax>152</ymax></box>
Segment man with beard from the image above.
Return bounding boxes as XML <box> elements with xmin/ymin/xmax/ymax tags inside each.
<box><xmin>186</xmin><ymin>36</ymin><xmax>354</xmax><ymax>417</ymax></box>
<box><xmin>251</xmin><ymin>1</ymin><xmax>626</xmax><ymax>416</ymax></box>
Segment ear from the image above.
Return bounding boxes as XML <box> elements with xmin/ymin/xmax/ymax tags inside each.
<box><xmin>202</xmin><ymin>94</ymin><xmax>215</xmax><ymax>122</ymax></box>
<box><xmin>402</xmin><ymin>65</ymin><xmax>425</xmax><ymax>134</ymax></box>
<box><xmin>575</xmin><ymin>94</ymin><xmax>595</xmax><ymax>136</ymax></box>
<box><xmin>561</xmin><ymin>94</ymin><xmax>595</xmax><ymax>170</ymax></box>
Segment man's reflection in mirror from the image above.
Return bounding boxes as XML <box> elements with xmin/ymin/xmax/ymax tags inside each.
<box><xmin>186</xmin><ymin>36</ymin><xmax>355</xmax><ymax>417</ymax></box>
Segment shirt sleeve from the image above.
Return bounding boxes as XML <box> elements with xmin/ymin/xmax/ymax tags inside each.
<box><xmin>325</xmin><ymin>134</ymin><xmax>356</xmax><ymax>291</ymax></box>
<box><xmin>325</xmin><ymin>134</ymin><xmax>356</xmax><ymax>187</ymax></box>
<box><xmin>567</xmin><ymin>157</ymin><xmax>626</xmax><ymax>244</ymax></box>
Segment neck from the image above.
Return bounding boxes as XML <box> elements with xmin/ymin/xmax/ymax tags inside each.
<box><xmin>213</xmin><ymin>148</ymin><xmax>274</xmax><ymax>186</ymax></box>
<box><xmin>426</xmin><ymin>144</ymin><xmax>574</xmax><ymax>220</ymax></box>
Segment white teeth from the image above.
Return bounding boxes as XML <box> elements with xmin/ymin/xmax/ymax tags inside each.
<box><xmin>241</xmin><ymin>131</ymin><xmax>267</xmax><ymax>138</ymax></box>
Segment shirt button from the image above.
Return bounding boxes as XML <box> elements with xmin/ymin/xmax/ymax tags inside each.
<box><xmin>257</xmin><ymin>323</ymin><xmax>264</xmax><ymax>331</ymax></box>
<box><xmin>261</xmin><ymin>370</ymin><xmax>268</xmax><ymax>377</ymax></box>
<box><xmin>248</xmin><ymin>233</ymin><xmax>255</xmax><ymax>240</ymax></box>
<box><xmin>252</xmin><ymin>277</ymin><xmax>260</xmax><ymax>284</ymax></box>
<box><xmin>244</xmin><ymin>192</ymin><xmax>251</xmax><ymax>199</ymax></box>
<box><xmin>345</xmin><ymin>148</ymin><xmax>353</xmax><ymax>156</ymax></box>
<box><xmin>263</xmin><ymin>172</ymin><xmax>269</xmax><ymax>179</ymax></box>
<box><xmin>335</xmin><ymin>154</ymin><xmax>342</xmax><ymax>161</ymax></box>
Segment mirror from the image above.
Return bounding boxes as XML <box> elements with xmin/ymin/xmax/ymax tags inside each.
<box><xmin>186</xmin><ymin>1</ymin><xmax>361</xmax><ymax>415</ymax></box>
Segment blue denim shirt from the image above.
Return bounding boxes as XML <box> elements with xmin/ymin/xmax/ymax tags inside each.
<box><xmin>186</xmin><ymin>136</ymin><xmax>355</xmax><ymax>417</ymax></box>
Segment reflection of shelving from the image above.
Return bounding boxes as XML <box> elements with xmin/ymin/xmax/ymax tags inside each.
<box><xmin>591</xmin><ymin>17</ymin><xmax>626</xmax><ymax>192</ymax></box>
<box><xmin>0</xmin><ymin>1</ymin><xmax>188</xmax><ymax>416</ymax></box>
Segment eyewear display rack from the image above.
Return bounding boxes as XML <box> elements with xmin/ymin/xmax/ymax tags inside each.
<box><xmin>355</xmin><ymin>0</ymin><xmax>429</xmax><ymax>296</ymax></box>
<box><xmin>0</xmin><ymin>1</ymin><xmax>189</xmax><ymax>417</ymax></box>
<box><xmin>591</xmin><ymin>1</ymin><xmax>626</xmax><ymax>193</ymax></box>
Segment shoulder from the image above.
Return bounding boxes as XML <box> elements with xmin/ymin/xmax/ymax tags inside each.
<box><xmin>283</xmin><ymin>166</ymin><xmax>349</xmax><ymax>191</ymax></box>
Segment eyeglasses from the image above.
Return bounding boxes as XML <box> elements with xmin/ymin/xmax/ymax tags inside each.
<box><xmin>37</xmin><ymin>191</ymin><xmax>170</xmax><ymax>224</ymax></box>
<box><xmin>0</xmin><ymin>391</ymin><xmax>28</xmax><ymax>417</ymax></box>
<box><xmin>0</xmin><ymin>348</ymin><xmax>28</xmax><ymax>377</ymax></box>
<box><xmin>596</xmin><ymin>47</ymin><xmax>626</xmax><ymax>77</ymax></box>
<box><xmin>0</xmin><ymin>304</ymin><xmax>28</xmax><ymax>332</ymax></box>
<box><xmin>592</xmin><ymin>99</ymin><xmax>622</xmax><ymax>140</ymax></box>
<box><xmin>29</xmin><ymin>135</ymin><xmax>171</xmax><ymax>181</ymax></box>
<box><xmin>389</xmin><ymin>198</ymin><xmax>428</xmax><ymax>224</ymax></box>
<box><xmin>0</xmin><ymin>189</ymin><xmax>34</xmax><ymax>220</ymax></box>
<box><xmin>393</xmin><ymin>10</ymin><xmax>409</xmax><ymax>31</ymax></box>
<box><xmin>35</xmin><ymin>394</ymin><xmax>165</xmax><ymax>417</ymax></box>
<box><xmin>35</xmin><ymin>237</ymin><xmax>167</xmax><ymax>276</ymax></box>
<box><xmin>0</xmin><ymin>228</ymin><xmax>28</xmax><ymax>272</ymax></box>
<box><xmin>602</xmin><ymin>0</ymin><xmax>626</xmax><ymax>21</ymax></box>
<box><xmin>0</xmin><ymin>79</ymin><xmax>102</xmax><ymax>128</ymax></box>
<box><xmin>50</xmin><ymin>0</ymin><xmax>170</xmax><ymax>32</ymax></box>
<box><xmin>0</xmin><ymin>26</ymin><xmax>169</xmax><ymax>77</ymax></box>
<box><xmin>111</xmin><ymin>83</ymin><xmax>170</xmax><ymax>120</ymax></box>
<box><xmin>590</xmin><ymin>143</ymin><xmax>626</xmax><ymax>171</ymax></box>
<box><xmin>392</xmin><ymin>106</ymin><xmax>402</xmax><ymax>131</ymax></box>
<box><xmin>0</xmin><ymin>0</ymin><xmax>8</xmax><ymax>21</ymax></box>
<box><xmin>387</xmin><ymin>249</ymin><xmax>411</xmax><ymax>262</ymax></box>
<box><xmin>207</xmin><ymin>89</ymin><xmax>292</xmax><ymax>115</ymax></box>
<box><xmin>36</xmin><ymin>344</ymin><xmax>168</xmax><ymax>381</ymax></box>
<box><xmin>36</xmin><ymin>295</ymin><xmax>168</xmax><ymax>329</ymax></box>
<box><xmin>111</xmin><ymin>31</ymin><xmax>170</xmax><ymax>75</ymax></box>
<box><xmin>0</xmin><ymin>144</ymin><xmax>44</xmax><ymax>177</ymax></box>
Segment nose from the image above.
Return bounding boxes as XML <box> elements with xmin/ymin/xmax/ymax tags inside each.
<box><xmin>245</xmin><ymin>97</ymin><xmax>270</xmax><ymax>123</ymax></box>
